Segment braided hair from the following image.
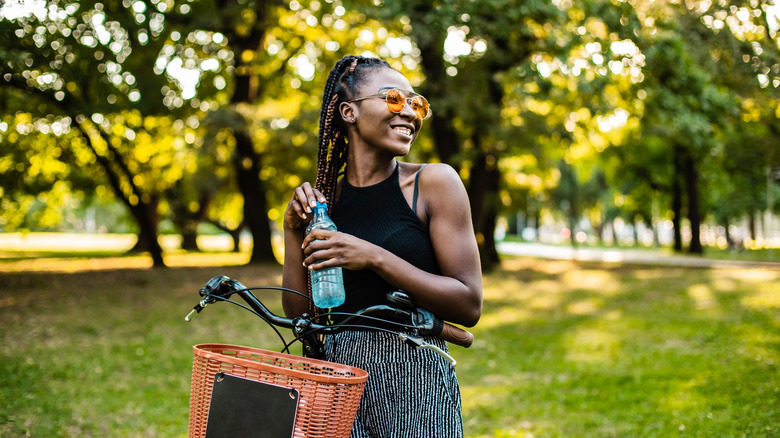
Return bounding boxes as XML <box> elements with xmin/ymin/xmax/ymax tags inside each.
<box><xmin>315</xmin><ymin>55</ymin><xmax>392</xmax><ymax>211</ymax></box>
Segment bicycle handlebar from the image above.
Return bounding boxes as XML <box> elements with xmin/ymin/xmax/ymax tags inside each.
<box><xmin>186</xmin><ymin>276</ymin><xmax>474</xmax><ymax>365</ymax></box>
<box><xmin>441</xmin><ymin>323</ymin><xmax>474</xmax><ymax>348</ymax></box>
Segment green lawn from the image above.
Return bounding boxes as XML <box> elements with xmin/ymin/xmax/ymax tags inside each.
<box><xmin>0</xmin><ymin>252</ymin><xmax>778</xmax><ymax>437</ymax></box>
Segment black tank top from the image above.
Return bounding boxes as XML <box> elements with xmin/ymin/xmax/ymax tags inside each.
<box><xmin>330</xmin><ymin>164</ymin><xmax>440</xmax><ymax>315</ymax></box>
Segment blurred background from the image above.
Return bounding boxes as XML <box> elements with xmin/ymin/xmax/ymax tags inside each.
<box><xmin>2</xmin><ymin>3</ymin><xmax>779</xmax><ymax>436</ymax></box>
<box><xmin>1</xmin><ymin>0</ymin><xmax>779</xmax><ymax>267</ymax></box>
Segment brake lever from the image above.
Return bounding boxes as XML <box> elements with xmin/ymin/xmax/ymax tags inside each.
<box><xmin>398</xmin><ymin>333</ymin><xmax>457</xmax><ymax>367</ymax></box>
<box><xmin>185</xmin><ymin>299</ymin><xmax>209</xmax><ymax>322</ymax></box>
<box><xmin>186</xmin><ymin>275</ymin><xmax>244</xmax><ymax>321</ymax></box>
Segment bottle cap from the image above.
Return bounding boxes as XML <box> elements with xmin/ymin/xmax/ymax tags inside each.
<box><xmin>316</xmin><ymin>201</ymin><xmax>327</xmax><ymax>209</ymax></box>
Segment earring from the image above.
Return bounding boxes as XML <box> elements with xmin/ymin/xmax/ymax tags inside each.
<box><xmin>348</xmin><ymin>118</ymin><xmax>356</xmax><ymax>123</ymax></box>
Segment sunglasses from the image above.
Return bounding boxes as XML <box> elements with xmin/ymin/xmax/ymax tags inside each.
<box><xmin>348</xmin><ymin>88</ymin><xmax>431</xmax><ymax>120</ymax></box>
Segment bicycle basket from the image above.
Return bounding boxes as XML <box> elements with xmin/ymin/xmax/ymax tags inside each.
<box><xmin>188</xmin><ymin>344</ymin><xmax>368</xmax><ymax>438</ymax></box>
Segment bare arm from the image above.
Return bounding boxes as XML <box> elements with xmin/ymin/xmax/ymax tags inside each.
<box><xmin>302</xmin><ymin>164</ymin><xmax>482</xmax><ymax>326</ymax></box>
<box><xmin>281</xmin><ymin>183</ymin><xmax>326</xmax><ymax>318</ymax></box>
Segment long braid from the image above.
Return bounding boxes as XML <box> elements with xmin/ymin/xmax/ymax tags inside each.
<box><xmin>315</xmin><ymin>55</ymin><xmax>392</xmax><ymax>213</ymax></box>
<box><xmin>307</xmin><ymin>56</ymin><xmax>391</xmax><ymax>317</ymax></box>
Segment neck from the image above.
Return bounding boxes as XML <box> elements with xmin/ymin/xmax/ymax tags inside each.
<box><xmin>345</xmin><ymin>155</ymin><xmax>397</xmax><ymax>187</ymax></box>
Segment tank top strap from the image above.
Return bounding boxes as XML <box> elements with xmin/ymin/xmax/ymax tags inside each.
<box><xmin>412</xmin><ymin>164</ymin><xmax>427</xmax><ymax>215</ymax></box>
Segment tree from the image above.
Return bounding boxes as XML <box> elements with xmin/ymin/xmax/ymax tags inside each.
<box><xmin>0</xmin><ymin>0</ymin><xmax>200</xmax><ymax>266</ymax></box>
<box><xmin>348</xmin><ymin>0</ymin><xmax>569</xmax><ymax>268</ymax></box>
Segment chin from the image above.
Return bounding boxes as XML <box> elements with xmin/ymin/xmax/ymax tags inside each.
<box><xmin>394</xmin><ymin>145</ymin><xmax>412</xmax><ymax>156</ymax></box>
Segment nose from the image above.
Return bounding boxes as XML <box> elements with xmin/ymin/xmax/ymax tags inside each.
<box><xmin>398</xmin><ymin>98</ymin><xmax>418</xmax><ymax>120</ymax></box>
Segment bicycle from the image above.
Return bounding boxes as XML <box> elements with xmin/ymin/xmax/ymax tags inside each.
<box><xmin>184</xmin><ymin>275</ymin><xmax>474</xmax><ymax>438</ymax></box>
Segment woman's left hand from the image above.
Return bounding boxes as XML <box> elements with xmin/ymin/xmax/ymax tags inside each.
<box><xmin>301</xmin><ymin>229</ymin><xmax>377</xmax><ymax>271</ymax></box>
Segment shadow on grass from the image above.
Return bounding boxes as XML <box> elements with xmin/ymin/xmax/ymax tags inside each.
<box><xmin>0</xmin><ymin>257</ymin><xmax>778</xmax><ymax>437</ymax></box>
<box><xmin>459</xmin><ymin>258</ymin><xmax>779</xmax><ymax>437</ymax></box>
<box><xmin>0</xmin><ymin>262</ymin><xmax>284</xmax><ymax>437</ymax></box>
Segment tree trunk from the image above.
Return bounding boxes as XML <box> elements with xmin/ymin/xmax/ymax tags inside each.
<box><xmin>76</xmin><ymin>123</ymin><xmax>165</xmax><ymax>266</ymax></box>
<box><xmin>468</xmin><ymin>150</ymin><xmax>501</xmax><ymax>269</ymax></box>
<box><xmin>128</xmin><ymin>195</ymin><xmax>165</xmax><ymax>266</ymax></box>
<box><xmin>234</xmin><ymin>131</ymin><xmax>276</xmax><ymax>263</ymax></box>
<box><xmin>748</xmin><ymin>211</ymin><xmax>757</xmax><ymax>241</ymax></box>
<box><xmin>683</xmin><ymin>151</ymin><xmax>703</xmax><ymax>254</ymax></box>
<box><xmin>215</xmin><ymin>0</ymin><xmax>278</xmax><ymax>264</ymax></box>
<box><xmin>672</xmin><ymin>146</ymin><xmax>684</xmax><ymax>252</ymax></box>
<box><xmin>209</xmin><ymin>219</ymin><xmax>244</xmax><ymax>253</ymax></box>
<box><xmin>723</xmin><ymin>216</ymin><xmax>733</xmax><ymax>248</ymax></box>
<box><xmin>413</xmin><ymin>12</ymin><xmax>461</xmax><ymax>168</ymax></box>
<box><xmin>532</xmin><ymin>208</ymin><xmax>541</xmax><ymax>241</ymax></box>
<box><xmin>593</xmin><ymin>218</ymin><xmax>604</xmax><ymax>244</ymax></box>
<box><xmin>611</xmin><ymin>219</ymin><xmax>620</xmax><ymax>246</ymax></box>
<box><xmin>561</xmin><ymin>161</ymin><xmax>579</xmax><ymax>248</ymax></box>
<box><xmin>170</xmin><ymin>188</ymin><xmax>211</xmax><ymax>252</ymax></box>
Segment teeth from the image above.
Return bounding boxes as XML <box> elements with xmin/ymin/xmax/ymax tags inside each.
<box><xmin>394</xmin><ymin>127</ymin><xmax>412</xmax><ymax>136</ymax></box>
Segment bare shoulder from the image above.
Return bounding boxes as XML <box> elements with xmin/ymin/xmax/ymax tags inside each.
<box><xmin>417</xmin><ymin>163</ymin><xmax>472</xmax><ymax>224</ymax></box>
<box><xmin>418</xmin><ymin>163</ymin><xmax>467</xmax><ymax>195</ymax></box>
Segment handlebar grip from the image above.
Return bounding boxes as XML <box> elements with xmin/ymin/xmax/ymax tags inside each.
<box><xmin>439</xmin><ymin>323</ymin><xmax>473</xmax><ymax>348</ymax></box>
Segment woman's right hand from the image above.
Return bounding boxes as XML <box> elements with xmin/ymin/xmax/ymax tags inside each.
<box><xmin>283</xmin><ymin>182</ymin><xmax>327</xmax><ymax>231</ymax></box>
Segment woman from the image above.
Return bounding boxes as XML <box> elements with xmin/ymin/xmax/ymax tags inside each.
<box><xmin>282</xmin><ymin>55</ymin><xmax>482</xmax><ymax>437</ymax></box>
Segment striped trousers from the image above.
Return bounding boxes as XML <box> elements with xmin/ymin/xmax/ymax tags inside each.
<box><xmin>324</xmin><ymin>330</ymin><xmax>463</xmax><ymax>438</ymax></box>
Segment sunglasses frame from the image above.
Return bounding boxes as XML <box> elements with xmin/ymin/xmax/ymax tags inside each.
<box><xmin>348</xmin><ymin>88</ymin><xmax>432</xmax><ymax>120</ymax></box>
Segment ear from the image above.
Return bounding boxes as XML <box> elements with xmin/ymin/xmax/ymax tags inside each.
<box><xmin>339</xmin><ymin>101</ymin><xmax>357</xmax><ymax>124</ymax></box>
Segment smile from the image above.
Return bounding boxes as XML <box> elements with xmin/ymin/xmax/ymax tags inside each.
<box><xmin>393</xmin><ymin>126</ymin><xmax>412</xmax><ymax>136</ymax></box>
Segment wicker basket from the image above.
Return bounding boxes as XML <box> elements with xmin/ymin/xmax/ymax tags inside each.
<box><xmin>188</xmin><ymin>344</ymin><xmax>368</xmax><ymax>438</ymax></box>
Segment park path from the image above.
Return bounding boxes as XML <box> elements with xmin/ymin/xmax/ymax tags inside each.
<box><xmin>497</xmin><ymin>242</ymin><xmax>780</xmax><ymax>269</ymax></box>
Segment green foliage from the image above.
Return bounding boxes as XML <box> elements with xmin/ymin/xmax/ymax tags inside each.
<box><xmin>2</xmin><ymin>0</ymin><xmax>779</xmax><ymax>251</ymax></box>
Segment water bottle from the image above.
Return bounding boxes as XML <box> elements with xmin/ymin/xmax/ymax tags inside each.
<box><xmin>306</xmin><ymin>201</ymin><xmax>345</xmax><ymax>308</ymax></box>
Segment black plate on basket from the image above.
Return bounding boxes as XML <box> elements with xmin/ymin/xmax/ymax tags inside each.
<box><xmin>205</xmin><ymin>372</ymin><xmax>299</xmax><ymax>438</ymax></box>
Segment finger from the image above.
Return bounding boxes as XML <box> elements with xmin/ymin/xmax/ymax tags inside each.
<box><xmin>303</xmin><ymin>245</ymin><xmax>329</xmax><ymax>267</ymax></box>
<box><xmin>300</xmin><ymin>182</ymin><xmax>319</xmax><ymax>212</ymax></box>
<box><xmin>305</xmin><ymin>251</ymin><xmax>339</xmax><ymax>271</ymax></box>
<box><xmin>293</xmin><ymin>186</ymin><xmax>312</xmax><ymax>215</ymax></box>
<box><xmin>302</xmin><ymin>229</ymin><xmax>335</xmax><ymax>249</ymax></box>
<box><xmin>311</xmin><ymin>188</ymin><xmax>327</xmax><ymax>205</ymax></box>
<box><xmin>287</xmin><ymin>201</ymin><xmax>307</xmax><ymax>223</ymax></box>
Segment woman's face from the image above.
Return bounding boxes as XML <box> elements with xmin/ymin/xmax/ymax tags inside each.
<box><xmin>347</xmin><ymin>68</ymin><xmax>424</xmax><ymax>157</ymax></box>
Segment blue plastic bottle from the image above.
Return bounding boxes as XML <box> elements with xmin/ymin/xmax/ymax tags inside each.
<box><xmin>306</xmin><ymin>201</ymin><xmax>346</xmax><ymax>309</ymax></box>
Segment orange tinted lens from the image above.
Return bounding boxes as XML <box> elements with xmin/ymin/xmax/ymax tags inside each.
<box><xmin>411</xmin><ymin>96</ymin><xmax>429</xmax><ymax>119</ymax></box>
<box><xmin>385</xmin><ymin>89</ymin><xmax>406</xmax><ymax>112</ymax></box>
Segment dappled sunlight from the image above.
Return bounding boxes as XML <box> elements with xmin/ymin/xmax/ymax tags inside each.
<box><xmin>489</xmin><ymin>260</ymin><xmax>625</xmax><ymax>320</ymax></box>
<box><xmin>727</xmin><ymin>269</ymin><xmax>780</xmax><ymax>282</ymax></box>
<box><xmin>709</xmin><ymin>275</ymin><xmax>739</xmax><ymax>293</ymax></box>
<box><xmin>561</xmin><ymin>269</ymin><xmax>621</xmax><ymax>295</ymax></box>
<box><xmin>699</xmin><ymin>266</ymin><xmax>780</xmax><ymax>310</ymax></box>
<box><xmin>483</xmin><ymin>279</ymin><xmax>538</xmax><ymax>301</ymax></box>
<box><xmin>164</xmin><ymin>252</ymin><xmax>250</xmax><ymax>267</ymax></box>
<box><xmin>737</xmin><ymin>271</ymin><xmax>780</xmax><ymax>310</ymax></box>
<box><xmin>0</xmin><ymin>232</ymin><xmax>136</xmax><ymax>252</ymax></box>
<box><xmin>0</xmin><ymin>251</ymin><xmax>253</xmax><ymax>273</ymax></box>
<box><xmin>0</xmin><ymin>255</ymin><xmax>154</xmax><ymax>273</ymax></box>
<box><xmin>686</xmin><ymin>284</ymin><xmax>718</xmax><ymax>310</ymax></box>
<box><xmin>476</xmin><ymin>306</ymin><xmax>534</xmax><ymax>330</ymax></box>
<box><xmin>566</xmin><ymin>297</ymin><xmax>604</xmax><ymax>315</ymax></box>
<box><xmin>741</xmin><ymin>289</ymin><xmax>780</xmax><ymax>309</ymax></box>
<box><xmin>537</xmin><ymin>260</ymin><xmax>584</xmax><ymax>275</ymax></box>
<box><xmin>736</xmin><ymin>326</ymin><xmax>780</xmax><ymax>366</ymax></box>
<box><xmin>631</xmin><ymin>268</ymin><xmax>682</xmax><ymax>280</ymax></box>
<box><xmin>528</xmin><ymin>288</ymin><xmax>564</xmax><ymax>310</ymax></box>
<box><xmin>564</xmin><ymin>326</ymin><xmax>622</xmax><ymax>364</ymax></box>
<box><xmin>499</xmin><ymin>257</ymin><xmax>542</xmax><ymax>272</ymax></box>
<box><xmin>660</xmin><ymin>377</ymin><xmax>708</xmax><ymax>414</ymax></box>
<box><xmin>3</xmin><ymin>254</ymin><xmax>779</xmax><ymax>436</ymax></box>
<box><xmin>501</xmin><ymin>257</ymin><xmax>587</xmax><ymax>276</ymax></box>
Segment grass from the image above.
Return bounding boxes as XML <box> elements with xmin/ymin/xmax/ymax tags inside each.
<box><xmin>0</xmin><ymin>245</ymin><xmax>778</xmax><ymax>437</ymax></box>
